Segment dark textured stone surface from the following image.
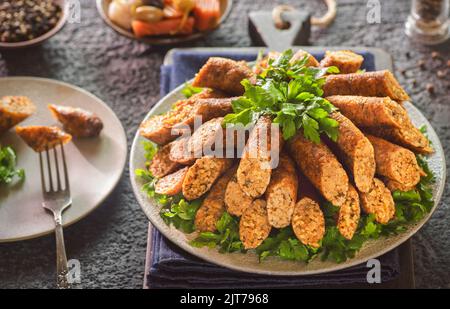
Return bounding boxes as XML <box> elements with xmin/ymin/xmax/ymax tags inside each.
<box><xmin>0</xmin><ymin>0</ymin><xmax>448</xmax><ymax>289</ymax></box>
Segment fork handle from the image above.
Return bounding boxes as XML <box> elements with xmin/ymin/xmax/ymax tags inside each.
<box><xmin>54</xmin><ymin>216</ymin><xmax>71</xmax><ymax>289</ymax></box>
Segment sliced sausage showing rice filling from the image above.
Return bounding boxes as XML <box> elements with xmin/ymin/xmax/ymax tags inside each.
<box><xmin>359</xmin><ymin>178</ymin><xmax>395</xmax><ymax>224</ymax></box>
<box><xmin>224</xmin><ymin>175</ymin><xmax>254</xmax><ymax>217</ymax></box>
<box><xmin>155</xmin><ymin>167</ymin><xmax>189</xmax><ymax>196</ymax></box>
<box><xmin>239</xmin><ymin>199</ymin><xmax>271</xmax><ymax>249</ymax></box>
<box><xmin>292</xmin><ymin>197</ymin><xmax>325</xmax><ymax>248</ymax></box>
<box><xmin>182</xmin><ymin>157</ymin><xmax>233</xmax><ymax>201</ymax></box>
<box><xmin>149</xmin><ymin>143</ymin><xmax>181</xmax><ymax>178</ymax></box>
<box><xmin>337</xmin><ymin>185</ymin><xmax>361</xmax><ymax>240</ymax></box>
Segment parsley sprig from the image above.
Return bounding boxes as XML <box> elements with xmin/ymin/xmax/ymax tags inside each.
<box><xmin>223</xmin><ymin>49</ymin><xmax>340</xmax><ymax>142</ymax></box>
<box><xmin>0</xmin><ymin>145</ymin><xmax>24</xmax><ymax>185</ymax></box>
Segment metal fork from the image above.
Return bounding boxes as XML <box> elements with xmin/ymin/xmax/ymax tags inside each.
<box><xmin>39</xmin><ymin>143</ymin><xmax>72</xmax><ymax>289</ymax></box>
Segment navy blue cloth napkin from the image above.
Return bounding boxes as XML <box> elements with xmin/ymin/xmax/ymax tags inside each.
<box><xmin>147</xmin><ymin>50</ymin><xmax>399</xmax><ymax>288</ymax></box>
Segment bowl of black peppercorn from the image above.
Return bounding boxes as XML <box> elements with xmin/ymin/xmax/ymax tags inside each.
<box><xmin>0</xmin><ymin>0</ymin><xmax>68</xmax><ymax>49</ymax></box>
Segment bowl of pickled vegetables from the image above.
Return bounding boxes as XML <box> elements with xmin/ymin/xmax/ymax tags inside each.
<box><xmin>97</xmin><ymin>0</ymin><xmax>232</xmax><ymax>45</ymax></box>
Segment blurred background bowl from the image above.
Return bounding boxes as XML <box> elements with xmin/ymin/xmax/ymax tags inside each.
<box><xmin>0</xmin><ymin>0</ymin><xmax>68</xmax><ymax>50</ymax></box>
<box><xmin>97</xmin><ymin>0</ymin><xmax>233</xmax><ymax>46</ymax></box>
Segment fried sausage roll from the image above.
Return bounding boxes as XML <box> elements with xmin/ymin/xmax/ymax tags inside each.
<box><xmin>192</xmin><ymin>57</ymin><xmax>255</xmax><ymax>96</ymax></box>
<box><xmin>169</xmin><ymin>137</ymin><xmax>196</xmax><ymax>165</ymax></box>
<box><xmin>292</xmin><ymin>197</ymin><xmax>325</xmax><ymax>248</ymax></box>
<box><xmin>326</xmin><ymin>95</ymin><xmax>410</xmax><ymax>128</ymax></box>
<box><xmin>359</xmin><ymin>178</ymin><xmax>395</xmax><ymax>224</ymax></box>
<box><xmin>0</xmin><ymin>96</ymin><xmax>36</xmax><ymax>135</ymax></box>
<box><xmin>363</xmin><ymin>125</ymin><xmax>433</xmax><ymax>154</ymax></box>
<box><xmin>323</xmin><ymin>70</ymin><xmax>410</xmax><ymax>101</ymax></box>
<box><xmin>149</xmin><ymin>143</ymin><xmax>181</xmax><ymax>178</ymax></box>
<box><xmin>48</xmin><ymin>104</ymin><xmax>103</xmax><ymax>138</ymax></box>
<box><xmin>182</xmin><ymin>157</ymin><xmax>233</xmax><ymax>200</ymax></box>
<box><xmin>382</xmin><ymin>177</ymin><xmax>416</xmax><ymax>192</ymax></box>
<box><xmin>288</xmin><ymin>131</ymin><xmax>349</xmax><ymax>206</ymax></box>
<box><xmin>290</xmin><ymin>49</ymin><xmax>320</xmax><ymax>67</ymax></box>
<box><xmin>195</xmin><ymin>166</ymin><xmax>237</xmax><ymax>232</ymax></box>
<box><xmin>16</xmin><ymin>126</ymin><xmax>72</xmax><ymax>152</ymax></box>
<box><xmin>319</xmin><ymin>50</ymin><xmax>364</xmax><ymax>74</ymax></box>
<box><xmin>188</xmin><ymin>117</ymin><xmax>225</xmax><ymax>157</ymax></box>
<box><xmin>265</xmin><ymin>153</ymin><xmax>298</xmax><ymax>228</ymax></box>
<box><xmin>139</xmin><ymin>94</ymin><xmax>233</xmax><ymax>145</ymax></box>
<box><xmin>224</xmin><ymin>175</ymin><xmax>254</xmax><ymax>217</ymax></box>
<box><xmin>366</xmin><ymin>135</ymin><xmax>422</xmax><ymax>188</ymax></box>
<box><xmin>239</xmin><ymin>199</ymin><xmax>272</xmax><ymax>249</ymax></box>
<box><xmin>337</xmin><ymin>184</ymin><xmax>361</xmax><ymax>240</ymax></box>
<box><xmin>328</xmin><ymin>112</ymin><xmax>375</xmax><ymax>193</ymax></box>
<box><xmin>237</xmin><ymin>116</ymin><xmax>279</xmax><ymax>199</ymax></box>
<box><xmin>155</xmin><ymin>167</ymin><xmax>189</xmax><ymax>196</ymax></box>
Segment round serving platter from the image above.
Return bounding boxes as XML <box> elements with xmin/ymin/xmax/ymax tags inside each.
<box><xmin>130</xmin><ymin>79</ymin><xmax>446</xmax><ymax>276</ymax></box>
<box><xmin>97</xmin><ymin>0</ymin><xmax>233</xmax><ymax>46</ymax></box>
<box><xmin>0</xmin><ymin>77</ymin><xmax>127</xmax><ymax>242</ymax></box>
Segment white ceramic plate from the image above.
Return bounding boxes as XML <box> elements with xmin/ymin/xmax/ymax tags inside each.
<box><xmin>129</xmin><ymin>66</ymin><xmax>446</xmax><ymax>276</ymax></box>
<box><xmin>0</xmin><ymin>77</ymin><xmax>127</xmax><ymax>242</ymax></box>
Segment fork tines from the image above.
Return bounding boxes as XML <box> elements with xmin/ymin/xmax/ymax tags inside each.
<box><xmin>39</xmin><ymin>142</ymin><xmax>70</xmax><ymax>194</ymax></box>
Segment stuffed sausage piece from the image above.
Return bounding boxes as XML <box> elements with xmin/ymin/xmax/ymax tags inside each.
<box><xmin>359</xmin><ymin>178</ymin><xmax>395</xmax><ymax>224</ymax></box>
<box><xmin>366</xmin><ymin>135</ymin><xmax>422</xmax><ymax>188</ymax></box>
<box><xmin>382</xmin><ymin>177</ymin><xmax>416</xmax><ymax>192</ymax></box>
<box><xmin>325</xmin><ymin>95</ymin><xmax>410</xmax><ymax>128</ymax></box>
<box><xmin>139</xmin><ymin>91</ymin><xmax>233</xmax><ymax>145</ymax></box>
<box><xmin>323</xmin><ymin>70</ymin><xmax>410</xmax><ymax>101</ymax></box>
<box><xmin>292</xmin><ymin>172</ymin><xmax>325</xmax><ymax>248</ymax></box>
<box><xmin>182</xmin><ymin>157</ymin><xmax>233</xmax><ymax>200</ymax></box>
<box><xmin>169</xmin><ymin>137</ymin><xmax>196</xmax><ymax>165</ymax></box>
<box><xmin>239</xmin><ymin>199</ymin><xmax>272</xmax><ymax>249</ymax></box>
<box><xmin>328</xmin><ymin>112</ymin><xmax>375</xmax><ymax>193</ymax></box>
<box><xmin>224</xmin><ymin>174</ymin><xmax>254</xmax><ymax>217</ymax></box>
<box><xmin>287</xmin><ymin>131</ymin><xmax>349</xmax><ymax>206</ymax></box>
<box><xmin>48</xmin><ymin>104</ymin><xmax>103</xmax><ymax>138</ymax></box>
<box><xmin>337</xmin><ymin>184</ymin><xmax>361</xmax><ymax>240</ymax></box>
<box><xmin>192</xmin><ymin>57</ymin><xmax>255</xmax><ymax>96</ymax></box>
<box><xmin>364</xmin><ymin>125</ymin><xmax>433</xmax><ymax>155</ymax></box>
<box><xmin>265</xmin><ymin>152</ymin><xmax>298</xmax><ymax>228</ymax></box>
<box><xmin>237</xmin><ymin>116</ymin><xmax>279</xmax><ymax>199</ymax></box>
<box><xmin>319</xmin><ymin>50</ymin><xmax>364</xmax><ymax>74</ymax></box>
<box><xmin>0</xmin><ymin>96</ymin><xmax>36</xmax><ymax>135</ymax></box>
<box><xmin>290</xmin><ymin>49</ymin><xmax>320</xmax><ymax>67</ymax></box>
<box><xmin>149</xmin><ymin>143</ymin><xmax>181</xmax><ymax>178</ymax></box>
<box><xmin>154</xmin><ymin>167</ymin><xmax>189</xmax><ymax>196</ymax></box>
<box><xmin>195</xmin><ymin>165</ymin><xmax>237</xmax><ymax>232</ymax></box>
<box><xmin>16</xmin><ymin>126</ymin><xmax>72</xmax><ymax>152</ymax></box>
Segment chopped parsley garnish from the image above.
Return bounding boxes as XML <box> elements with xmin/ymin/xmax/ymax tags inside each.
<box><xmin>223</xmin><ymin>49</ymin><xmax>340</xmax><ymax>142</ymax></box>
<box><xmin>0</xmin><ymin>145</ymin><xmax>25</xmax><ymax>185</ymax></box>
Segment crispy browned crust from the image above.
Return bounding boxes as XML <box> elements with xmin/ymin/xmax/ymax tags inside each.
<box><xmin>366</xmin><ymin>135</ymin><xmax>422</xmax><ymax>188</ymax></box>
<box><xmin>169</xmin><ymin>137</ymin><xmax>196</xmax><ymax>165</ymax></box>
<box><xmin>0</xmin><ymin>96</ymin><xmax>36</xmax><ymax>134</ymax></box>
<box><xmin>328</xmin><ymin>112</ymin><xmax>375</xmax><ymax>193</ymax></box>
<box><xmin>182</xmin><ymin>157</ymin><xmax>233</xmax><ymax>200</ymax></box>
<box><xmin>287</xmin><ymin>131</ymin><xmax>349</xmax><ymax>206</ymax></box>
<box><xmin>364</xmin><ymin>125</ymin><xmax>433</xmax><ymax>154</ymax></box>
<box><xmin>237</xmin><ymin>116</ymin><xmax>279</xmax><ymax>198</ymax></box>
<box><xmin>320</xmin><ymin>50</ymin><xmax>364</xmax><ymax>74</ymax></box>
<box><xmin>359</xmin><ymin>178</ymin><xmax>395</xmax><ymax>224</ymax></box>
<box><xmin>337</xmin><ymin>185</ymin><xmax>361</xmax><ymax>240</ymax></box>
<box><xmin>326</xmin><ymin>95</ymin><xmax>410</xmax><ymax>128</ymax></box>
<box><xmin>139</xmin><ymin>93</ymin><xmax>233</xmax><ymax>145</ymax></box>
<box><xmin>48</xmin><ymin>104</ymin><xmax>103</xmax><ymax>138</ymax></box>
<box><xmin>155</xmin><ymin>167</ymin><xmax>189</xmax><ymax>196</ymax></box>
<box><xmin>292</xmin><ymin>197</ymin><xmax>325</xmax><ymax>248</ymax></box>
<box><xmin>224</xmin><ymin>175</ymin><xmax>254</xmax><ymax>217</ymax></box>
<box><xmin>192</xmin><ymin>57</ymin><xmax>255</xmax><ymax>96</ymax></box>
<box><xmin>265</xmin><ymin>153</ymin><xmax>298</xmax><ymax>228</ymax></box>
<box><xmin>149</xmin><ymin>143</ymin><xmax>181</xmax><ymax>178</ymax></box>
<box><xmin>188</xmin><ymin>117</ymin><xmax>225</xmax><ymax>157</ymax></box>
<box><xmin>15</xmin><ymin>126</ymin><xmax>72</xmax><ymax>152</ymax></box>
<box><xmin>323</xmin><ymin>70</ymin><xmax>410</xmax><ymax>101</ymax></box>
<box><xmin>239</xmin><ymin>199</ymin><xmax>272</xmax><ymax>249</ymax></box>
<box><xmin>195</xmin><ymin>165</ymin><xmax>238</xmax><ymax>232</ymax></box>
